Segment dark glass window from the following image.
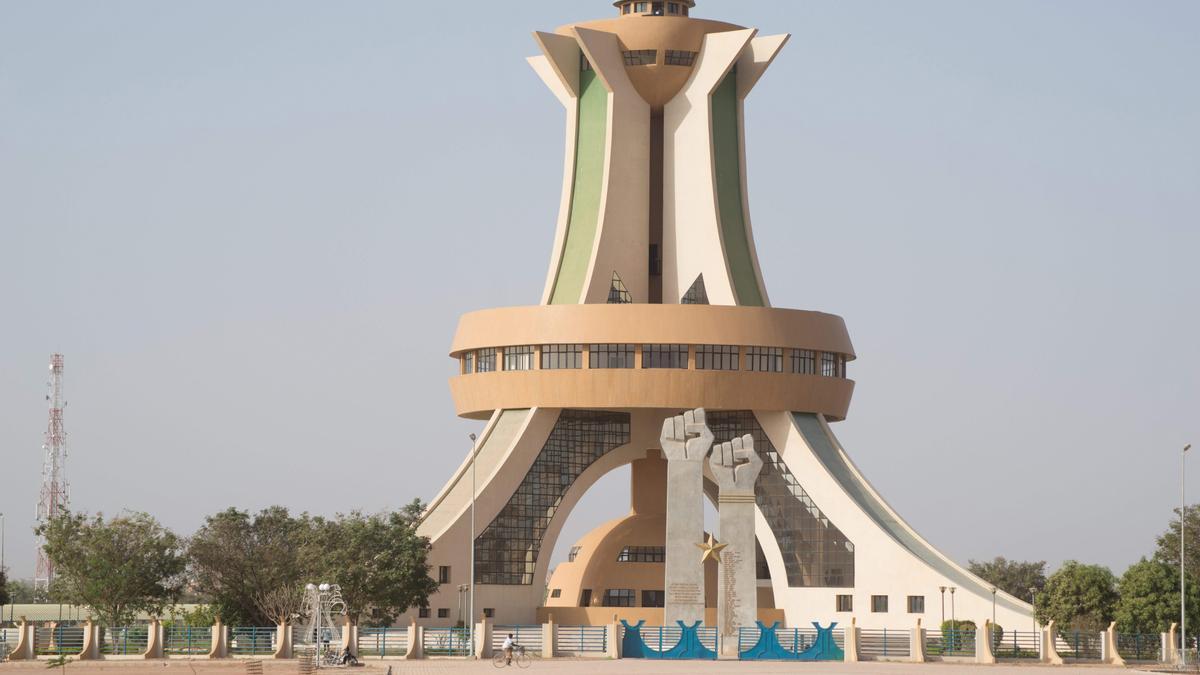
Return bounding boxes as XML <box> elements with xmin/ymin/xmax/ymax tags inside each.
<box><xmin>836</xmin><ymin>595</ymin><xmax>853</xmax><ymax>612</ymax></box>
<box><xmin>461</xmin><ymin>353</ymin><xmax>474</xmax><ymax>374</ymax></box>
<box><xmin>438</xmin><ymin>566</ymin><xmax>450</xmax><ymax>584</ymax></box>
<box><xmin>542</xmin><ymin>344</ymin><xmax>582</xmax><ymax>369</ymax></box>
<box><xmin>590</xmin><ymin>344</ymin><xmax>635</xmax><ymax>369</ymax></box>
<box><xmin>634</xmin><ymin>1</ymin><xmax>649</xmax><ymax>12</ymax></box>
<box><xmin>664</xmin><ymin>50</ymin><xmax>697</xmax><ymax>66</ymax></box>
<box><xmin>745</xmin><ymin>347</ymin><xmax>783</xmax><ymax>372</ymax></box>
<box><xmin>790</xmin><ymin>349</ymin><xmax>816</xmax><ymax>375</ymax></box>
<box><xmin>483</xmin><ymin>608</ymin><xmax>495</xmax><ymax>618</ymax></box>
<box><xmin>622</xmin><ymin>50</ymin><xmax>657</xmax><ymax>66</ymax></box>
<box><xmin>568</xmin><ymin>546</ymin><xmax>581</xmax><ymax>563</ymax></box>
<box><xmin>503</xmin><ymin>346</ymin><xmax>534</xmax><ymax>371</ymax></box>
<box><xmin>696</xmin><ymin>345</ymin><xmax>739</xmax><ymax>370</ymax></box>
<box><xmin>641</xmin><ymin>590</ymin><xmax>665</xmax><ymax>607</ymax></box>
<box><xmin>437</xmin><ymin>608</ymin><xmax>449</xmax><ymax>618</ymax></box>
<box><xmin>641</xmin><ymin>344</ymin><xmax>687</xmax><ymax>369</ymax></box>
<box><xmin>667</xmin><ymin>2</ymin><xmax>681</xmax><ymax>14</ymax></box>
<box><xmin>651</xmin><ymin>1</ymin><xmax>663</xmax><ymax>14</ymax></box>
<box><xmin>871</xmin><ymin>595</ymin><xmax>888</xmax><ymax>613</ymax></box>
<box><xmin>908</xmin><ymin>596</ymin><xmax>925</xmax><ymax>613</ymax></box>
<box><xmin>580</xmin><ymin>54</ymin><xmax>592</xmax><ymax>72</ymax></box>
<box><xmin>476</xmin><ymin>348</ymin><xmax>496</xmax><ymax>373</ymax></box>
<box><xmin>821</xmin><ymin>352</ymin><xmax>840</xmax><ymax>377</ymax></box>
<box><xmin>617</xmin><ymin>546</ymin><xmax>665</xmax><ymax>562</ymax></box>
<box><xmin>475</xmin><ymin>411</ymin><xmax>631</xmax><ymax>585</ymax></box>
<box><xmin>706</xmin><ymin>411</ymin><xmax>854</xmax><ymax>588</ymax></box>
<box><xmin>602</xmin><ymin>589</ymin><xmax>636</xmax><ymax>607</ymax></box>
<box><xmin>622</xmin><ymin>3</ymin><xmax>631</xmax><ymax>14</ymax></box>
<box><xmin>550</xmin><ymin>589</ymin><xmax>562</xmax><ymax>598</ymax></box>
<box><xmin>608</xmin><ymin>271</ymin><xmax>632</xmax><ymax>303</ymax></box>
<box><xmin>680</xmin><ymin>274</ymin><xmax>708</xmax><ymax>304</ymax></box>
<box><xmin>579</xmin><ymin>589</ymin><xmax>592</xmax><ymax>606</ymax></box>
<box><xmin>418</xmin><ymin>607</ymin><xmax>430</xmax><ymax>618</ymax></box>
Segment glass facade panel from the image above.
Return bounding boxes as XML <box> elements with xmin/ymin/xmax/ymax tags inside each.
<box><xmin>908</xmin><ymin>595</ymin><xmax>925</xmax><ymax>613</ymax></box>
<box><xmin>706</xmin><ymin>410</ymin><xmax>854</xmax><ymax>588</ymax></box>
<box><xmin>589</xmin><ymin>344</ymin><xmax>635</xmax><ymax>369</ymax></box>
<box><xmin>622</xmin><ymin>50</ymin><xmax>657</xmax><ymax>66</ymax></box>
<box><xmin>664</xmin><ymin>49</ymin><xmax>696</xmax><ymax>66</ymax></box>
<box><xmin>475</xmin><ymin>410</ymin><xmax>631</xmax><ymax>584</ymax></box>
<box><xmin>680</xmin><ymin>274</ymin><xmax>708</xmax><ymax>304</ymax></box>
<box><xmin>696</xmin><ymin>345</ymin><xmax>739</xmax><ymax>370</ymax></box>
<box><xmin>503</xmin><ymin>345</ymin><xmax>534</xmax><ymax>371</ymax></box>
<box><xmin>745</xmin><ymin>346</ymin><xmax>783</xmax><ymax>372</ymax></box>
<box><xmin>836</xmin><ymin>595</ymin><xmax>853</xmax><ymax>612</ymax></box>
<box><xmin>542</xmin><ymin>344</ymin><xmax>583</xmax><ymax>369</ymax></box>
<box><xmin>790</xmin><ymin>349</ymin><xmax>816</xmax><ymax>375</ymax></box>
<box><xmin>616</xmin><ymin>546</ymin><xmax>665</xmax><ymax>562</ymax></box>
<box><xmin>642</xmin><ymin>344</ymin><xmax>687</xmax><ymax>369</ymax></box>
<box><xmin>608</xmin><ymin>272</ymin><xmax>632</xmax><ymax>303</ymax></box>
<box><xmin>871</xmin><ymin>595</ymin><xmax>888</xmax><ymax>613</ymax></box>
<box><xmin>476</xmin><ymin>348</ymin><xmax>496</xmax><ymax>373</ymax></box>
<box><xmin>461</xmin><ymin>352</ymin><xmax>474</xmax><ymax>374</ymax></box>
<box><xmin>641</xmin><ymin>590</ymin><xmax>665</xmax><ymax>607</ymax></box>
<box><xmin>602</xmin><ymin>589</ymin><xmax>635</xmax><ymax>607</ymax></box>
<box><xmin>821</xmin><ymin>352</ymin><xmax>840</xmax><ymax>377</ymax></box>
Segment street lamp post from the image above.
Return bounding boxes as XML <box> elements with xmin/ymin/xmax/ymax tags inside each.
<box><xmin>1029</xmin><ymin>587</ymin><xmax>1038</xmax><ymax>632</ymax></box>
<box><xmin>1183</xmin><ymin>443</ymin><xmax>1192</xmax><ymax>666</ymax></box>
<box><xmin>939</xmin><ymin>586</ymin><xmax>946</xmax><ymax>626</ymax></box>
<box><xmin>950</xmin><ymin>586</ymin><xmax>957</xmax><ymax>627</ymax></box>
<box><xmin>469</xmin><ymin>433</ymin><xmax>478</xmax><ymax>659</ymax></box>
<box><xmin>991</xmin><ymin>587</ymin><xmax>997</xmax><ymax>630</ymax></box>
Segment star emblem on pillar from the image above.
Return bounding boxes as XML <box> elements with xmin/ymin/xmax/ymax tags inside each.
<box><xmin>696</xmin><ymin>534</ymin><xmax>727</xmax><ymax>563</ymax></box>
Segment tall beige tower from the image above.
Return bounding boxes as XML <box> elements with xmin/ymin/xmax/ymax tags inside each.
<box><xmin>406</xmin><ymin>0</ymin><xmax>1034</xmax><ymax>632</ymax></box>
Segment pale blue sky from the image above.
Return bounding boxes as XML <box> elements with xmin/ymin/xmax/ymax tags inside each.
<box><xmin>1</xmin><ymin>0</ymin><xmax>1197</xmax><ymax>581</ymax></box>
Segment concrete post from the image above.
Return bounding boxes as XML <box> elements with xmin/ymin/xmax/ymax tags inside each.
<box><xmin>207</xmin><ymin>618</ymin><xmax>228</xmax><ymax>659</ymax></box>
<box><xmin>8</xmin><ymin>620</ymin><xmax>34</xmax><ymax>661</ymax></box>
<box><xmin>143</xmin><ymin>619</ymin><xmax>164</xmax><ymax>659</ymax></box>
<box><xmin>976</xmin><ymin>619</ymin><xmax>996</xmax><ymax>664</ymax></box>
<box><xmin>405</xmin><ymin>622</ymin><xmax>422</xmax><ymax>660</ymax></box>
<box><xmin>475</xmin><ymin>615</ymin><xmax>491</xmax><ymax>658</ymax></box>
<box><xmin>910</xmin><ymin>618</ymin><xmax>925</xmax><ymax>663</ymax></box>
<box><xmin>271</xmin><ymin>622</ymin><xmax>292</xmax><ymax>659</ymax></box>
<box><xmin>1041</xmin><ymin>620</ymin><xmax>1063</xmax><ymax>665</ymax></box>
<box><xmin>660</xmin><ymin>409</ymin><xmax>714</xmax><ymax>625</ymax></box>
<box><xmin>341</xmin><ymin>616</ymin><xmax>357</xmax><ymax>658</ymax></box>
<box><xmin>709</xmin><ymin>433</ymin><xmax>763</xmax><ymax>653</ymax></box>
<box><xmin>47</xmin><ymin>621</ymin><xmax>58</xmax><ymax>653</ymax></box>
<box><xmin>606</xmin><ymin>622</ymin><xmax>621</xmax><ymax>659</ymax></box>
<box><xmin>76</xmin><ymin>621</ymin><xmax>99</xmax><ymax>661</ymax></box>
<box><xmin>542</xmin><ymin>616</ymin><xmax>555</xmax><ymax>658</ymax></box>
<box><xmin>843</xmin><ymin>618</ymin><xmax>859</xmax><ymax>662</ymax></box>
<box><xmin>1167</xmin><ymin>622</ymin><xmax>1179</xmax><ymax>664</ymax></box>
<box><xmin>1099</xmin><ymin>621</ymin><xmax>1124</xmax><ymax>665</ymax></box>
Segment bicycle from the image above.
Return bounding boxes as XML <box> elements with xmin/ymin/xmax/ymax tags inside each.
<box><xmin>492</xmin><ymin>644</ymin><xmax>530</xmax><ymax>668</ymax></box>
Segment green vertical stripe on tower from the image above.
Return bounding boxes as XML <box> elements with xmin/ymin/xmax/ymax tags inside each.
<box><xmin>550</xmin><ymin>68</ymin><xmax>608</xmax><ymax>304</ymax></box>
<box><xmin>711</xmin><ymin>69</ymin><xmax>764</xmax><ymax>307</ymax></box>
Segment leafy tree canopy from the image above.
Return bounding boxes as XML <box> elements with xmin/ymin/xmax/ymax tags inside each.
<box><xmin>0</xmin><ymin>567</ymin><xmax>9</xmax><ymax>606</ymax></box>
<box><xmin>1155</xmin><ymin>504</ymin><xmax>1200</xmax><ymax>582</ymax></box>
<box><xmin>968</xmin><ymin>557</ymin><xmax>1047</xmax><ymax>602</ymax></box>
<box><xmin>186</xmin><ymin>506</ymin><xmax>314</xmax><ymax>626</ymax></box>
<box><xmin>307</xmin><ymin>499</ymin><xmax>438</xmax><ymax>626</ymax></box>
<box><xmin>3</xmin><ymin>578</ymin><xmax>48</xmax><ymax>604</ymax></box>
<box><xmin>1034</xmin><ymin>560</ymin><xmax>1118</xmax><ymax>631</ymax></box>
<box><xmin>1114</xmin><ymin>557</ymin><xmax>1200</xmax><ymax>633</ymax></box>
<box><xmin>37</xmin><ymin>510</ymin><xmax>186</xmax><ymax>626</ymax></box>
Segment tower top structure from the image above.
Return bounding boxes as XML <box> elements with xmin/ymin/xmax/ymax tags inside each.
<box><xmin>35</xmin><ymin>353</ymin><xmax>69</xmax><ymax>590</ymax></box>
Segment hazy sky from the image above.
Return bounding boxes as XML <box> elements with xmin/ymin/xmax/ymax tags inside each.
<box><xmin>1</xmin><ymin>0</ymin><xmax>1196</xmax><ymax>582</ymax></box>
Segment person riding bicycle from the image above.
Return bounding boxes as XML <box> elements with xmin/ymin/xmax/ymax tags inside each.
<box><xmin>501</xmin><ymin>633</ymin><xmax>515</xmax><ymax>665</ymax></box>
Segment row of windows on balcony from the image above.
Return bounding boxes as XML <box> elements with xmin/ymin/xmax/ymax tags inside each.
<box><xmin>459</xmin><ymin>344</ymin><xmax>849</xmax><ymax>378</ymax></box>
<box><xmin>619</xmin><ymin>2</ymin><xmax>690</xmax><ymax>17</ymax></box>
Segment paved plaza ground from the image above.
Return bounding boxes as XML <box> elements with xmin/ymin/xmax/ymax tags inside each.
<box><xmin>0</xmin><ymin>659</ymin><xmax>1166</xmax><ymax>675</ymax></box>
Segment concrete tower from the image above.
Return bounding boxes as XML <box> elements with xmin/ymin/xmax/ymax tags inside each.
<box><xmin>410</xmin><ymin>1</ymin><xmax>1034</xmax><ymax>631</ymax></box>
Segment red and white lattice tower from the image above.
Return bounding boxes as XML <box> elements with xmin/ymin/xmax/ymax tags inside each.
<box><xmin>34</xmin><ymin>353</ymin><xmax>69</xmax><ymax>590</ymax></box>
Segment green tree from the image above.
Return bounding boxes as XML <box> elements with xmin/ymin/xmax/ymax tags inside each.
<box><xmin>37</xmin><ymin>510</ymin><xmax>186</xmax><ymax>626</ymax></box>
<box><xmin>968</xmin><ymin>557</ymin><xmax>1047</xmax><ymax>602</ymax></box>
<box><xmin>1034</xmin><ymin>560</ymin><xmax>1118</xmax><ymax>631</ymax></box>
<box><xmin>1154</xmin><ymin>505</ymin><xmax>1200</xmax><ymax>582</ymax></box>
<box><xmin>186</xmin><ymin>506</ymin><xmax>315</xmax><ymax>626</ymax></box>
<box><xmin>1114</xmin><ymin>557</ymin><xmax>1200</xmax><ymax>633</ymax></box>
<box><xmin>0</xmin><ymin>566</ymin><xmax>10</xmax><ymax>606</ymax></box>
<box><xmin>5</xmin><ymin>578</ymin><xmax>48</xmax><ymax>604</ymax></box>
<box><xmin>306</xmin><ymin>500</ymin><xmax>438</xmax><ymax>626</ymax></box>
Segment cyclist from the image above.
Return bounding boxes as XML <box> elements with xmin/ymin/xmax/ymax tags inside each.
<box><xmin>501</xmin><ymin>633</ymin><xmax>515</xmax><ymax>665</ymax></box>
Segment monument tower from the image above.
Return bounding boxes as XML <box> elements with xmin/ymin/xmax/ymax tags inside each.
<box><xmin>409</xmin><ymin>0</ymin><xmax>1034</xmax><ymax>631</ymax></box>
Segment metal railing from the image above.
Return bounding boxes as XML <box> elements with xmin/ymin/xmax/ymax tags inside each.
<box><xmin>34</xmin><ymin>625</ymin><xmax>85</xmax><ymax>656</ymax></box>
<box><xmin>993</xmin><ymin>630</ymin><xmax>1040</xmax><ymax>659</ymax></box>
<box><xmin>164</xmin><ymin>625</ymin><xmax>212</xmax><ymax>655</ymax></box>
<box><xmin>623</xmin><ymin>624</ymin><xmax>716</xmax><ymax>657</ymax></box>
<box><xmin>555</xmin><ymin>625</ymin><xmax>606</xmax><ymax>654</ymax></box>
<box><xmin>358</xmin><ymin>627</ymin><xmax>408</xmax><ymax>658</ymax></box>
<box><xmin>101</xmin><ymin>626</ymin><xmax>150</xmax><ymax>655</ymax></box>
<box><xmin>1</xmin><ymin>627</ymin><xmax>19</xmax><ymax>656</ymax></box>
<box><xmin>1116</xmin><ymin>633</ymin><xmax>1160</xmax><ymax>661</ymax></box>
<box><xmin>859</xmin><ymin>628</ymin><xmax>910</xmax><ymax>658</ymax></box>
<box><xmin>422</xmin><ymin>627</ymin><xmax>470</xmax><ymax>656</ymax></box>
<box><xmin>493</xmin><ymin>625</ymin><xmax>542</xmax><ymax>656</ymax></box>
<box><xmin>926</xmin><ymin>629</ymin><xmax>975</xmax><ymax>657</ymax></box>
<box><xmin>229</xmin><ymin>627</ymin><xmax>276</xmax><ymax>656</ymax></box>
<box><xmin>736</xmin><ymin>625</ymin><xmax>845</xmax><ymax>656</ymax></box>
<box><xmin>1056</xmin><ymin>630</ymin><xmax>1101</xmax><ymax>660</ymax></box>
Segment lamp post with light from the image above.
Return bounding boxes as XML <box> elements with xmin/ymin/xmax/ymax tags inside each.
<box><xmin>468</xmin><ymin>433</ymin><xmax>478</xmax><ymax>659</ymax></box>
<box><xmin>1183</xmin><ymin>443</ymin><xmax>1192</xmax><ymax>666</ymax></box>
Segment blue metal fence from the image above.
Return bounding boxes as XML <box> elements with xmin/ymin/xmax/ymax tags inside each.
<box><xmin>1116</xmin><ymin>633</ymin><xmax>1160</xmax><ymax>661</ymax></box>
<box><xmin>994</xmin><ymin>630</ymin><xmax>1040</xmax><ymax>659</ymax></box>
<box><xmin>164</xmin><ymin>625</ymin><xmax>211</xmax><ymax>655</ymax></box>
<box><xmin>859</xmin><ymin>628</ymin><xmax>909</xmax><ymax>658</ymax></box>
<box><xmin>422</xmin><ymin>627</ymin><xmax>470</xmax><ymax>656</ymax></box>
<box><xmin>358</xmin><ymin>627</ymin><xmax>408</xmax><ymax>658</ymax></box>
<box><xmin>493</xmin><ymin>625</ymin><xmax>542</xmax><ymax>656</ymax></box>
<box><xmin>230</xmin><ymin>627</ymin><xmax>276</xmax><ymax>656</ymax></box>
<box><xmin>555</xmin><ymin>626</ymin><xmax>606</xmax><ymax>654</ymax></box>
<box><xmin>101</xmin><ymin>626</ymin><xmax>150</xmax><ymax>655</ymax></box>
